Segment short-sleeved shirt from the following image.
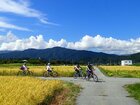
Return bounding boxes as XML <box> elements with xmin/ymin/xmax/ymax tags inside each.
<box><xmin>46</xmin><ymin>65</ymin><xmax>51</xmax><ymax>71</ymax></box>
<box><xmin>22</xmin><ymin>65</ymin><xmax>28</xmax><ymax>70</ymax></box>
<box><xmin>87</xmin><ymin>64</ymin><xmax>93</xmax><ymax>70</ymax></box>
<box><xmin>74</xmin><ymin>65</ymin><xmax>81</xmax><ymax>71</ymax></box>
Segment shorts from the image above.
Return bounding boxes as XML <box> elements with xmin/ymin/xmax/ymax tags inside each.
<box><xmin>47</xmin><ymin>70</ymin><xmax>52</xmax><ymax>72</ymax></box>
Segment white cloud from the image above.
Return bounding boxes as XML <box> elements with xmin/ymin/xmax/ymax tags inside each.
<box><xmin>0</xmin><ymin>0</ymin><xmax>51</xmax><ymax>24</ymax></box>
<box><xmin>65</xmin><ymin>35</ymin><xmax>138</xmax><ymax>54</ymax></box>
<box><xmin>0</xmin><ymin>33</ymin><xmax>46</xmax><ymax>50</ymax></box>
<box><xmin>46</xmin><ymin>39</ymin><xmax>68</xmax><ymax>48</ymax></box>
<box><xmin>0</xmin><ymin>31</ymin><xmax>18</xmax><ymax>44</ymax></box>
<box><xmin>0</xmin><ymin>32</ymin><xmax>140</xmax><ymax>54</ymax></box>
<box><xmin>0</xmin><ymin>20</ymin><xmax>30</xmax><ymax>31</ymax></box>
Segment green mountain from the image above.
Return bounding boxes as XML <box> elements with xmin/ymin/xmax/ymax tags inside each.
<box><xmin>0</xmin><ymin>47</ymin><xmax>139</xmax><ymax>64</ymax></box>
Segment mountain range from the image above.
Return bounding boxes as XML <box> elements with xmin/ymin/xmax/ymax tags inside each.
<box><xmin>0</xmin><ymin>47</ymin><xmax>139</xmax><ymax>64</ymax></box>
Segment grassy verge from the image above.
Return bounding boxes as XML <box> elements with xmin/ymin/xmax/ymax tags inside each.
<box><xmin>98</xmin><ymin>66</ymin><xmax>140</xmax><ymax>78</ymax></box>
<box><xmin>125</xmin><ymin>83</ymin><xmax>140</xmax><ymax>104</ymax></box>
<box><xmin>51</xmin><ymin>82</ymin><xmax>82</xmax><ymax>105</ymax></box>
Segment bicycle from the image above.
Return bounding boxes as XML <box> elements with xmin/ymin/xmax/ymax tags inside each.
<box><xmin>43</xmin><ymin>68</ymin><xmax>58</xmax><ymax>77</ymax></box>
<box><xmin>73</xmin><ymin>70</ymin><xmax>84</xmax><ymax>79</ymax></box>
<box><xmin>85</xmin><ymin>70</ymin><xmax>98</xmax><ymax>82</ymax></box>
<box><xmin>17</xmin><ymin>68</ymin><xmax>33</xmax><ymax>76</ymax></box>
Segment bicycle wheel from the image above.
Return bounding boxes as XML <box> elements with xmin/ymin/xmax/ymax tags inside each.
<box><xmin>27</xmin><ymin>71</ymin><xmax>33</xmax><ymax>76</ymax></box>
<box><xmin>92</xmin><ymin>74</ymin><xmax>98</xmax><ymax>82</ymax></box>
<box><xmin>43</xmin><ymin>71</ymin><xmax>49</xmax><ymax>77</ymax></box>
<box><xmin>85</xmin><ymin>72</ymin><xmax>91</xmax><ymax>80</ymax></box>
<box><xmin>17</xmin><ymin>71</ymin><xmax>26</xmax><ymax>76</ymax></box>
<box><xmin>87</xmin><ymin>75</ymin><xmax>91</xmax><ymax>81</ymax></box>
<box><xmin>73</xmin><ymin>72</ymin><xmax>78</xmax><ymax>79</ymax></box>
<box><xmin>52</xmin><ymin>71</ymin><xmax>58</xmax><ymax>77</ymax></box>
<box><xmin>17</xmin><ymin>71</ymin><xmax>21</xmax><ymax>76</ymax></box>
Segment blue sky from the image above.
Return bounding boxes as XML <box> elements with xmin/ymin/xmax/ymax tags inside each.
<box><xmin>0</xmin><ymin>0</ymin><xmax>140</xmax><ymax>54</ymax></box>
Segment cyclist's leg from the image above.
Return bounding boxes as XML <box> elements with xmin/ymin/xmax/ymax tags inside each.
<box><xmin>92</xmin><ymin>71</ymin><xmax>98</xmax><ymax>82</ymax></box>
<box><xmin>85</xmin><ymin>70</ymin><xmax>89</xmax><ymax>78</ymax></box>
<box><xmin>27</xmin><ymin>70</ymin><xmax>33</xmax><ymax>75</ymax></box>
<box><xmin>77</xmin><ymin>70</ymin><xmax>81</xmax><ymax>77</ymax></box>
<box><xmin>23</xmin><ymin>70</ymin><xmax>26</xmax><ymax>75</ymax></box>
<box><xmin>48</xmin><ymin>70</ymin><xmax>52</xmax><ymax>76</ymax></box>
<box><xmin>91</xmin><ymin>70</ymin><xmax>94</xmax><ymax>76</ymax></box>
<box><xmin>73</xmin><ymin>71</ymin><xmax>77</xmax><ymax>78</ymax></box>
<box><xmin>88</xmin><ymin>70</ymin><xmax>91</xmax><ymax>78</ymax></box>
<box><xmin>74</xmin><ymin>70</ymin><xmax>79</xmax><ymax>78</ymax></box>
<box><xmin>79</xmin><ymin>70</ymin><xmax>83</xmax><ymax>77</ymax></box>
<box><xmin>43</xmin><ymin>71</ymin><xmax>48</xmax><ymax>77</ymax></box>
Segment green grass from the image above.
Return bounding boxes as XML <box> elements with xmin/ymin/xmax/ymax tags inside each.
<box><xmin>125</xmin><ymin>83</ymin><xmax>140</xmax><ymax>104</ymax></box>
<box><xmin>57</xmin><ymin>82</ymin><xmax>82</xmax><ymax>105</ymax></box>
<box><xmin>99</xmin><ymin>67</ymin><xmax>140</xmax><ymax>78</ymax></box>
<box><xmin>133</xmin><ymin>63</ymin><xmax>140</xmax><ymax>66</ymax></box>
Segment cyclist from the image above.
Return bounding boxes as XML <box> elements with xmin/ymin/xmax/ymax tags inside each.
<box><xmin>43</xmin><ymin>63</ymin><xmax>58</xmax><ymax>77</ymax></box>
<box><xmin>46</xmin><ymin>63</ymin><xmax>52</xmax><ymax>75</ymax></box>
<box><xmin>20</xmin><ymin>63</ymin><xmax>28</xmax><ymax>74</ymax></box>
<box><xmin>86</xmin><ymin>63</ymin><xmax>95</xmax><ymax>77</ymax></box>
<box><xmin>74</xmin><ymin>64</ymin><xmax>82</xmax><ymax>77</ymax></box>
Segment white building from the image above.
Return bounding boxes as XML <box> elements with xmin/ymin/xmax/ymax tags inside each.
<box><xmin>121</xmin><ymin>60</ymin><xmax>132</xmax><ymax>66</ymax></box>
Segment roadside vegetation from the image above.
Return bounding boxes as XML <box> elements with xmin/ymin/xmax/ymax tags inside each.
<box><xmin>125</xmin><ymin>83</ymin><xmax>140</xmax><ymax>104</ymax></box>
<box><xmin>0</xmin><ymin>76</ymin><xmax>81</xmax><ymax>105</ymax></box>
<box><xmin>99</xmin><ymin>66</ymin><xmax>140</xmax><ymax>78</ymax></box>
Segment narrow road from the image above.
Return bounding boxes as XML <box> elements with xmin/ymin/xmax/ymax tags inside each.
<box><xmin>40</xmin><ymin>67</ymin><xmax>140</xmax><ymax>105</ymax></box>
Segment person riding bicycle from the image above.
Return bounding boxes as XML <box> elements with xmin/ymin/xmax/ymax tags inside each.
<box><xmin>85</xmin><ymin>63</ymin><xmax>98</xmax><ymax>82</ymax></box>
<box><xmin>20</xmin><ymin>63</ymin><xmax>28</xmax><ymax>74</ymax></box>
<box><xmin>74</xmin><ymin>64</ymin><xmax>82</xmax><ymax>77</ymax></box>
<box><xmin>43</xmin><ymin>63</ymin><xmax>58</xmax><ymax>77</ymax></box>
<box><xmin>20</xmin><ymin>63</ymin><xmax>28</xmax><ymax>70</ymax></box>
<box><xmin>86</xmin><ymin>63</ymin><xmax>95</xmax><ymax>77</ymax></box>
<box><xmin>46</xmin><ymin>63</ymin><xmax>52</xmax><ymax>73</ymax></box>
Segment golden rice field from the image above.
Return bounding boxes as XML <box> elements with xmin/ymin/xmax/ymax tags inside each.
<box><xmin>99</xmin><ymin>66</ymin><xmax>140</xmax><ymax>78</ymax></box>
<box><xmin>0</xmin><ymin>64</ymin><xmax>86</xmax><ymax>77</ymax></box>
<box><xmin>0</xmin><ymin>76</ymin><xmax>63</xmax><ymax>105</ymax></box>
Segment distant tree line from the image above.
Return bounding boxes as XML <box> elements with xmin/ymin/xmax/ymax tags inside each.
<box><xmin>0</xmin><ymin>58</ymin><xmax>121</xmax><ymax>65</ymax></box>
<box><xmin>0</xmin><ymin>59</ymin><xmax>45</xmax><ymax>65</ymax></box>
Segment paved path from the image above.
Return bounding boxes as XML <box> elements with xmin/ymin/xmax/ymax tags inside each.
<box><xmin>40</xmin><ymin>67</ymin><xmax>140</xmax><ymax>105</ymax></box>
